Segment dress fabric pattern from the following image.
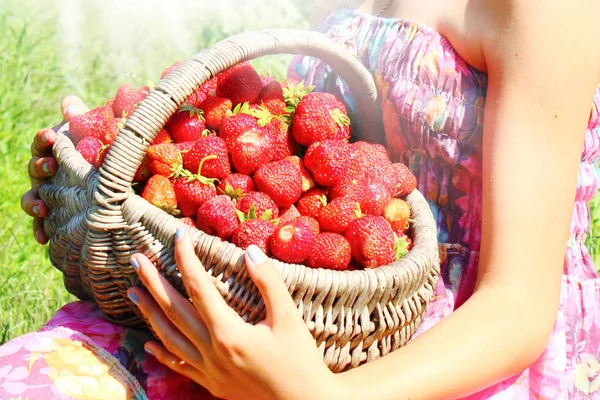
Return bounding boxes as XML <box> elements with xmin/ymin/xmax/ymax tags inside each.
<box><xmin>1</xmin><ymin>7</ymin><xmax>599</xmax><ymax>400</ymax></box>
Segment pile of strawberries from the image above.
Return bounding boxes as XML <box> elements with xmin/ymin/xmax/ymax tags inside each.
<box><xmin>69</xmin><ymin>61</ymin><xmax>417</xmax><ymax>271</ymax></box>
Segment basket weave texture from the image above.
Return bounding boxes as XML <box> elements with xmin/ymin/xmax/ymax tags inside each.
<box><xmin>39</xmin><ymin>29</ymin><xmax>440</xmax><ymax>372</ymax></box>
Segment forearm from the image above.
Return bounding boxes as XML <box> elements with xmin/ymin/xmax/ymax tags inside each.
<box><xmin>336</xmin><ymin>286</ymin><xmax>558</xmax><ymax>400</ymax></box>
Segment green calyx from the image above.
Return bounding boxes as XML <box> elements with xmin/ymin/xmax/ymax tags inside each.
<box><xmin>180</xmin><ymin>103</ymin><xmax>205</xmax><ymax>121</ymax></box>
<box><xmin>219</xmin><ymin>183</ymin><xmax>246</xmax><ymax>200</ymax></box>
<box><xmin>175</xmin><ymin>155</ymin><xmax>218</xmax><ymax>187</ymax></box>
<box><xmin>282</xmin><ymin>81</ymin><xmax>315</xmax><ymax>110</ymax></box>
<box><xmin>329</xmin><ymin>109</ymin><xmax>351</xmax><ymax>129</ymax></box>
<box><xmin>236</xmin><ymin>204</ymin><xmax>272</xmax><ymax>223</ymax></box>
<box><xmin>319</xmin><ymin>194</ymin><xmax>328</xmax><ymax>207</ymax></box>
<box><xmin>353</xmin><ymin>203</ymin><xmax>363</xmax><ymax>218</ymax></box>
<box><xmin>394</xmin><ymin>233</ymin><xmax>410</xmax><ymax>261</ymax></box>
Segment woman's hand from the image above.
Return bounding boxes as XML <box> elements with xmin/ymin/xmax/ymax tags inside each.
<box><xmin>127</xmin><ymin>228</ymin><xmax>341</xmax><ymax>400</ymax></box>
<box><xmin>20</xmin><ymin>96</ymin><xmax>89</xmax><ymax>244</ymax></box>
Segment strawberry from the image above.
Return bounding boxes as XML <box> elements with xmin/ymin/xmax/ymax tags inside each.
<box><xmin>141</xmin><ymin>174</ymin><xmax>178</xmax><ymax>215</ymax></box>
<box><xmin>217</xmin><ymin>173</ymin><xmax>255</xmax><ymax>200</ymax></box>
<box><xmin>254</xmin><ymin>160</ymin><xmax>302</xmax><ymax>208</ymax></box>
<box><xmin>291</xmin><ymin>92</ymin><xmax>351</xmax><ymax>146</ymax></box>
<box><xmin>303</xmin><ymin>140</ymin><xmax>351</xmax><ymax>186</ymax></box>
<box><xmin>166</xmin><ymin>105</ymin><xmax>207</xmax><ymax>143</ymax></box>
<box><xmin>199</xmin><ymin>76</ymin><xmax>219</xmax><ymax>97</ymax></box>
<box><xmin>174</xmin><ymin>141</ymin><xmax>196</xmax><ymax>153</ymax></box>
<box><xmin>173</xmin><ymin>174</ymin><xmax>217</xmax><ymax>217</ymax></box>
<box><xmin>186</xmin><ymin>88</ymin><xmax>208</xmax><ymax>108</ymax></box>
<box><xmin>330</xmin><ymin>177</ymin><xmax>391</xmax><ymax>215</ymax></box>
<box><xmin>270</xmin><ymin>218</ymin><xmax>316</xmax><ymax>264</ymax></box>
<box><xmin>306</xmin><ymin>233</ymin><xmax>352</xmax><ymax>270</ymax></box>
<box><xmin>151</xmin><ymin>128</ymin><xmax>173</xmax><ymax>145</ymax></box>
<box><xmin>264</xmin><ymin>118</ymin><xmax>296</xmax><ymax>161</ymax></box>
<box><xmin>385</xmin><ymin>163</ymin><xmax>417</xmax><ymax>197</ymax></box>
<box><xmin>342</xmin><ymin>141</ymin><xmax>391</xmax><ymax>182</ymax></box>
<box><xmin>277</xmin><ymin>205</ymin><xmax>301</xmax><ymax>227</ymax></box>
<box><xmin>282</xmin><ymin>80</ymin><xmax>314</xmax><ymax>110</ymax></box>
<box><xmin>383</xmin><ymin>198</ymin><xmax>411</xmax><ymax>231</ymax></box>
<box><xmin>345</xmin><ymin>216</ymin><xmax>396</xmax><ymax>268</ymax></box>
<box><xmin>255</xmin><ymin>81</ymin><xmax>287</xmax><ymax>115</ymax></box>
<box><xmin>236</xmin><ymin>191</ymin><xmax>278</xmax><ymax>220</ymax></box>
<box><xmin>219</xmin><ymin>111</ymin><xmax>259</xmax><ymax>148</ymax></box>
<box><xmin>196</xmin><ymin>195</ymin><xmax>240</xmax><ymax>239</ymax></box>
<box><xmin>146</xmin><ymin>143</ymin><xmax>183</xmax><ymax>178</ymax></box>
<box><xmin>216</xmin><ymin>62</ymin><xmax>263</xmax><ymax>105</ymax></box>
<box><xmin>76</xmin><ymin>136</ymin><xmax>110</xmax><ymax>169</ymax></box>
<box><xmin>318</xmin><ymin>197</ymin><xmax>361</xmax><ymax>234</ymax></box>
<box><xmin>284</xmin><ymin>156</ymin><xmax>315</xmax><ymax>192</ymax></box>
<box><xmin>296</xmin><ymin>216</ymin><xmax>320</xmax><ymax>236</ymax></box>
<box><xmin>260</xmin><ymin>75</ymin><xmax>276</xmax><ymax>85</ymax></box>
<box><xmin>394</xmin><ymin>232</ymin><xmax>412</xmax><ymax>260</ymax></box>
<box><xmin>161</xmin><ymin>60</ymin><xmax>182</xmax><ymax>78</ymax></box>
<box><xmin>112</xmin><ymin>84</ymin><xmax>146</xmax><ymax>118</ymax></box>
<box><xmin>70</xmin><ymin>106</ymin><xmax>116</xmax><ymax>146</ymax></box>
<box><xmin>181</xmin><ymin>217</ymin><xmax>196</xmax><ymax>228</ymax></box>
<box><xmin>296</xmin><ymin>189</ymin><xmax>327</xmax><ymax>220</ymax></box>
<box><xmin>232</xmin><ymin>219</ymin><xmax>276</xmax><ymax>254</ymax></box>
<box><xmin>228</xmin><ymin>126</ymin><xmax>274</xmax><ymax>175</ymax></box>
<box><xmin>198</xmin><ymin>97</ymin><xmax>232</xmax><ymax>130</ymax></box>
<box><xmin>182</xmin><ymin>136</ymin><xmax>230</xmax><ymax>180</ymax></box>
<box><xmin>134</xmin><ymin>157</ymin><xmax>151</xmax><ymax>182</ymax></box>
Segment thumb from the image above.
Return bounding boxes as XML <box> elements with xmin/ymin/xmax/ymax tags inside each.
<box><xmin>60</xmin><ymin>95</ymin><xmax>89</xmax><ymax>122</ymax></box>
<box><xmin>244</xmin><ymin>245</ymin><xmax>299</xmax><ymax>330</ymax></box>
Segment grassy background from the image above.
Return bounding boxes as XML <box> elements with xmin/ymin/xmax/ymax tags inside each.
<box><xmin>1</xmin><ymin>0</ymin><xmax>599</xmax><ymax>345</ymax></box>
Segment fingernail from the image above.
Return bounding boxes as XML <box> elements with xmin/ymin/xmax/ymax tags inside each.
<box><xmin>32</xmin><ymin>205</ymin><xmax>40</xmax><ymax>217</ymax></box>
<box><xmin>128</xmin><ymin>292</ymin><xmax>139</xmax><ymax>304</ymax></box>
<box><xmin>145</xmin><ymin>347</ymin><xmax>153</xmax><ymax>356</ymax></box>
<box><xmin>175</xmin><ymin>226</ymin><xmax>184</xmax><ymax>241</ymax></box>
<box><xmin>65</xmin><ymin>104</ymin><xmax>80</xmax><ymax>116</ymax></box>
<box><xmin>35</xmin><ymin>232</ymin><xmax>41</xmax><ymax>243</ymax></box>
<box><xmin>247</xmin><ymin>245</ymin><xmax>267</xmax><ymax>264</ymax></box>
<box><xmin>131</xmin><ymin>257</ymin><xmax>140</xmax><ymax>271</ymax></box>
<box><xmin>42</xmin><ymin>162</ymin><xmax>50</xmax><ymax>174</ymax></box>
<box><xmin>41</xmin><ymin>132</ymin><xmax>48</xmax><ymax>143</ymax></box>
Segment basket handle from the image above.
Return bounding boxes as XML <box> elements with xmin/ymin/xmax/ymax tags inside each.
<box><xmin>97</xmin><ymin>28</ymin><xmax>382</xmax><ymax>200</ymax></box>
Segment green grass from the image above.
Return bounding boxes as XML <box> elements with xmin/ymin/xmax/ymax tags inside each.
<box><xmin>1</xmin><ymin>0</ymin><xmax>599</xmax><ymax>346</ymax></box>
<box><xmin>0</xmin><ymin>0</ymin><xmax>309</xmax><ymax>344</ymax></box>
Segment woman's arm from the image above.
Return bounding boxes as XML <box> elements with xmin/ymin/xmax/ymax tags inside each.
<box><xmin>337</xmin><ymin>1</ymin><xmax>600</xmax><ymax>398</ymax></box>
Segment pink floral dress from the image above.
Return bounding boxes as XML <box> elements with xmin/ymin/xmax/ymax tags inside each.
<box><xmin>2</xmin><ymin>7</ymin><xmax>600</xmax><ymax>399</ymax></box>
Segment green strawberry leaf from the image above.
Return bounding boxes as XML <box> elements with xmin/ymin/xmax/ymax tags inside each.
<box><xmin>236</xmin><ymin>209</ymin><xmax>247</xmax><ymax>223</ymax></box>
<box><xmin>329</xmin><ymin>109</ymin><xmax>351</xmax><ymax>129</ymax></box>
<box><xmin>394</xmin><ymin>233</ymin><xmax>410</xmax><ymax>261</ymax></box>
<box><xmin>219</xmin><ymin>183</ymin><xmax>246</xmax><ymax>200</ymax></box>
<box><xmin>270</xmin><ymin>218</ymin><xmax>280</xmax><ymax>225</ymax></box>
<box><xmin>260</xmin><ymin>209</ymin><xmax>272</xmax><ymax>221</ymax></box>
<box><xmin>180</xmin><ymin>103</ymin><xmax>204</xmax><ymax>120</ymax></box>
<box><xmin>247</xmin><ymin>204</ymin><xmax>257</xmax><ymax>220</ymax></box>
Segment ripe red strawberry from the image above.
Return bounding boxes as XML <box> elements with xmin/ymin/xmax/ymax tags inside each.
<box><xmin>291</xmin><ymin>92</ymin><xmax>351</xmax><ymax>146</ymax></box>
<box><xmin>134</xmin><ymin>157</ymin><xmax>151</xmax><ymax>182</ymax></box>
<box><xmin>217</xmin><ymin>173</ymin><xmax>255</xmax><ymax>200</ymax></box>
<box><xmin>198</xmin><ymin>97</ymin><xmax>232</xmax><ymax>130</ymax></box>
<box><xmin>256</xmin><ymin>81</ymin><xmax>287</xmax><ymax>115</ymax></box>
<box><xmin>270</xmin><ymin>218</ymin><xmax>316</xmax><ymax>264</ymax></box>
<box><xmin>254</xmin><ymin>160</ymin><xmax>302</xmax><ymax>208</ymax></box>
<box><xmin>330</xmin><ymin>177</ymin><xmax>391</xmax><ymax>215</ymax></box>
<box><xmin>166</xmin><ymin>105</ymin><xmax>207</xmax><ymax>143</ymax></box>
<box><xmin>303</xmin><ymin>140</ymin><xmax>351</xmax><ymax>186</ymax></box>
<box><xmin>173</xmin><ymin>175</ymin><xmax>217</xmax><ymax>217</ymax></box>
<box><xmin>76</xmin><ymin>136</ymin><xmax>110</xmax><ymax>169</ymax></box>
<box><xmin>306</xmin><ymin>233</ymin><xmax>352</xmax><ymax>270</ymax></box>
<box><xmin>216</xmin><ymin>62</ymin><xmax>263</xmax><ymax>105</ymax></box>
<box><xmin>70</xmin><ymin>106</ymin><xmax>116</xmax><ymax>146</ymax></box>
<box><xmin>219</xmin><ymin>112</ymin><xmax>259</xmax><ymax>147</ymax></box>
<box><xmin>146</xmin><ymin>143</ymin><xmax>183</xmax><ymax>178</ymax></box>
<box><xmin>296</xmin><ymin>216</ymin><xmax>320</xmax><ymax>236</ymax></box>
<box><xmin>186</xmin><ymin>88</ymin><xmax>208</xmax><ymax>108</ymax></box>
<box><xmin>182</xmin><ymin>136</ymin><xmax>230</xmax><ymax>180</ymax></box>
<box><xmin>342</xmin><ymin>141</ymin><xmax>391</xmax><ymax>182</ymax></box>
<box><xmin>228</xmin><ymin>127</ymin><xmax>274</xmax><ymax>175</ymax></box>
<box><xmin>284</xmin><ymin>156</ymin><xmax>315</xmax><ymax>192</ymax></box>
<box><xmin>151</xmin><ymin>128</ymin><xmax>173</xmax><ymax>145</ymax></box>
<box><xmin>181</xmin><ymin>217</ymin><xmax>196</xmax><ymax>228</ymax></box>
<box><xmin>384</xmin><ymin>163</ymin><xmax>417</xmax><ymax>197</ymax></box>
<box><xmin>345</xmin><ymin>216</ymin><xmax>396</xmax><ymax>268</ymax></box>
<box><xmin>236</xmin><ymin>191</ymin><xmax>278</xmax><ymax>220</ymax></box>
<box><xmin>260</xmin><ymin>75</ymin><xmax>276</xmax><ymax>85</ymax></box>
<box><xmin>277</xmin><ymin>205</ymin><xmax>301</xmax><ymax>227</ymax></box>
<box><xmin>384</xmin><ymin>198</ymin><xmax>411</xmax><ymax>231</ymax></box>
<box><xmin>264</xmin><ymin>118</ymin><xmax>296</xmax><ymax>161</ymax></box>
<box><xmin>173</xmin><ymin>141</ymin><xmax>196</xmax><ymax>153</ymax></box>
<box><xmin>112</xmin><ymin>84</ymin><xmax>146</xmax><ymax>118</ymax></box>
<box><xmin>196</xmin><ymin>195</ymin><xmax>240</xmax><ymax>239</ymax></box>
<box><xmin>199</xmin><ymin>76</ymin><xmax>219</xmax><ymax>97</ymax></box>
<box><xmin>318</xmin><ymin>197</ymin><xmax>361</xmax><ymax>234</ymax></box>
<box><xmin>296</xmin><ymin>189</ymin><xmax>327</xmax><ymax>220</ymax></box>
<box><xmin>141</xmin><ymin>174</ymin><xmax>178</xmax><ymax>214</ymax></box>
<box><xmin>232</xmin><ymin>219</ymin><xmax>276</xmax><ymax>254</ymax></box>
<box><xmin>161</xmin><ymin>60</ymin><xmax>182</xmax><ymax>78</ymax></box>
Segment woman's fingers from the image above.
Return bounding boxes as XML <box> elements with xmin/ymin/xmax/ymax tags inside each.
<box><xmin>31</xmin><ymin>128</ymin><xmax>56</xmax><ymax>157</ymax></box>
<box><xmin>173</xmin><ymin>227</ymin><xmax>242</xmax><ymax>332</ymax></box>
<box><xmin>33</xmin><ymin>218</ymin><xmax>48</xmax><ymax>244</ymax></box>
<box><xmin>128</xmin><ymin>287</ymin><xmax>204</xmax><ymax>368</ymax></box>
<box><xmin>28</xmin><ymin>156</ymin><xmax>58</xmax><ymax>183</ymax></box>
<box><xmin>144</xmin><ymin>341</ymin><xmax>208</xmax><ymax>386</ymax></box>
<box><xmin>21</xmin><ymin>189</ymin><xmax>48</xmax><ymax>218</ymax></box>
<box><xmin>60</xmin><ymin>95</ymin><xmax>89</xmax><ymax>122</ymax></box>
<box><xmin>244</xmin><ymin>245</ymin><xmax>299</xmax><ymax>330</ymax></box>
<box><xmin>130</xmin><ymin>253</ymin><xmax>211</xmax><ymax>347</ymax></box>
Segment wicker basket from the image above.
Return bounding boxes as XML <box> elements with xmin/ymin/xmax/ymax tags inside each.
<box><xmin>39</xmin><ymin>29</ymin><xmax>440</xmax><ymax>372</ymax></box>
